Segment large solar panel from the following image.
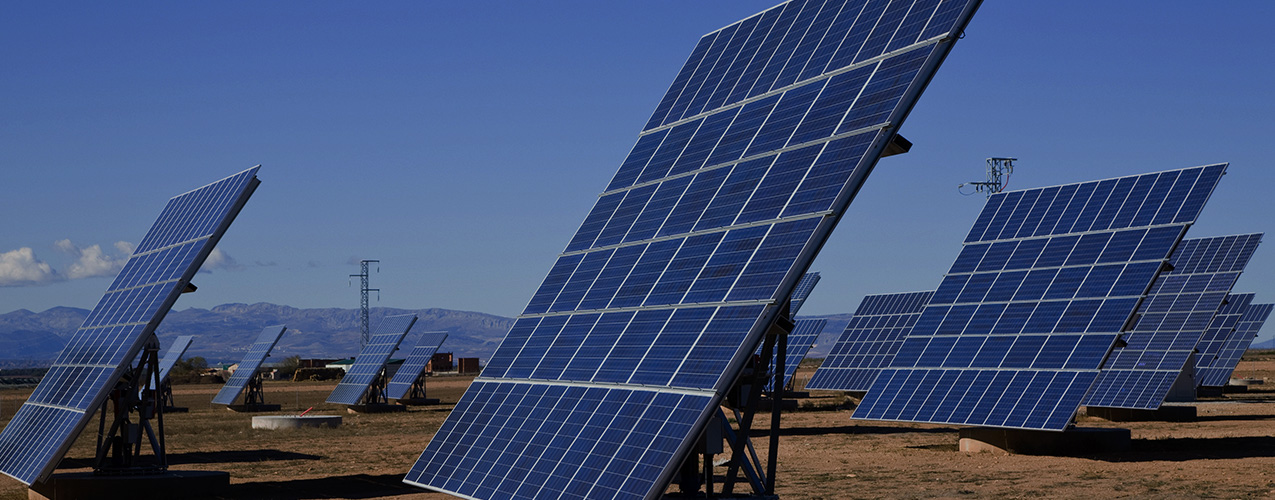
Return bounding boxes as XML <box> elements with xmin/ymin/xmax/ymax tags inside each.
<box><xmin>386</xmin><ymin>331</ymin><xmax>449</xmax><ymax>400</ymax></box>
<box><xmin>789</xmin><ymin>272</ymin><xmax>821</xmax><ymax>314</ymax></box>
<box><xmin>212</xmin><ymin>325</ymin><xmax>288</xmax><ymax>405</ymax></box>
<box><xmin>0</xmin><ymin>167</ymin><xmax>260</xmax><ymax>485</ymax></box>
<box><xmin>154</xmin><ymin>335</ymin><xmax>195</xmax><ymax>387</ymax></box>
<box><xmin>768</xmin><ymin>318</ymin><xmax>827</xmax><ymax>392</ymax></box>
<box><xmin>854</xmin><ymin>164</ymin><xmax>1227</xmax><ymax>431</ymax></box>
<box><xmin>405</xmin><ymin>1</ymin><xmax>984</xmax><ymax>497</ymax></box>
<box><xmin>806</xmin><ymin>290</ymin><xmax>932</xmax><ymax>391</ymax></box>
<box><xmin>327</xmin><ymin>314</ymin><xmax>418</xmax><ymax>405</ymax></box>
<box><xmin>1199</xmin><ymin>298</ymin><xmax>1272</xmax><ymax>387</ymax></box>
<box><xmin>1084</xmin><ymin>234</ymin><xmax>1261</xmax><ymax>409</ymax></box>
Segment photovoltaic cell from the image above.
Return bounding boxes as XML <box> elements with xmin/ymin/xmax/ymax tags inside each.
<box><xmin>327</xmin><ymin>314</ymin><xmax>418</xmax><ymax>405</ymax></box>
<box><xmin>854</xmin><ymin>164</ymin><xmax>1227</xmax><ymax>431</ymax></box>
<box><xmin>386</xmin><ymin>331</ymin><xmax>449</xmax><ymax>400</ymax></box>
<box><xmin>0</xmin><ymin>167</ymin><xmax>260</xmax><ymax>485</ymax></box>
<box><xmin>406</xmin><ymin>1</ymin><xmax>984</xmax><ymax>497</ymax></box>
<box><xmin>788</xmin><ymin>272</ymin><xmax>821</xmax><ymax>315</ymax></box>
<box><xmin>1198</xmin><ymin>297</ymin><xmax>1271</xmax><ymax>387</ymax></box>
<box><xmin>154</xmin><ymin>335</ymin><xmax>195</xmax><ymax>387</ymax></box>
<box><xmin>1084</xmin><ymin>234</ymin><xmax>1261</xmax><ymax>409</ymax></box>
<box><xmin>766</xmin><ymin>318</ymin><xmax>827</xmax><ymax>392</ymax></box>
<box><xmin>212</xmin><ymin>325</ymin><xmax>288</xmax><ymax>405</ymax></box>
<box><xmin>806</xmin><ymin>290</ymin><xmax>932</xmax><ymax>391</ymax></box>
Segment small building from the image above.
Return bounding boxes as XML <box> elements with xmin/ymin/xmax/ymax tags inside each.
<box><xmin>299</xmin><ymin>358</ymin><xmax>338</xmax><ymax>369</ymax></box>
<box><xmin>428</xmin><ymin>352</ymin><xmax>453</xmax><ymax>373</ymax></box>
<box><xmin>458</xmin><ymin>358</ymin><xmax>481</xmax><ymax>374</ymax></box>
<box><xmin>325</xmin><ymin>359</ymin><xmax>355</xmax><ymax>373</ymax></box>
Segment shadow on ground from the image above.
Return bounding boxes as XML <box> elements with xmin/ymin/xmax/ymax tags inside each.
<box><xmin>219</xmin><ymin>473</ymin><xmax>418</xmax><ymax>499</ymax></box>
<box><xmin>1095</xmin><ymin>436</ymin><xmax>1275</xmax><ymax>462</ymax></box>
<box><xmin>57</xmin><ymin>449</ymin><xmax>321</xmax><ymax>469</ymax></box>
<box><xmin>751</xmin><ymin>424</ymin><xmax>957</xmax><ymax>437</ymax></box>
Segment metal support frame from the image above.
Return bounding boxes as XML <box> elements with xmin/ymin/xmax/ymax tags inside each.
<box><xmin>244</xmin><ymin>371</ymin><xmax>266</xmax><ymax>406</ymax></box>
<box><xmin>362</xmin><ymin>369</ymin><xmax>390</xmax><ymax>406</ymax></box>
<box><xmin>349</xmin><ymin>259</ymin><xmax>380</xmax><ymax>347</ymax></box>
<box><xmin>158</xmin><ymin>380</ymin><xmax>176</xmax><ymax>410</ymax></box>
<box><xmin>94</xmin><ymin>338</ymin><xmax>166</xmax><ymax>476</ymax></box>
<box><xmin>407</xmin><ymin>373</ymin><xmax>429</xmax><ymax>401</ymax></box>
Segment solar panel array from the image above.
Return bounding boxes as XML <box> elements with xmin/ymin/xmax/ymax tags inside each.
<box><xmin>405</xmin><ymin>1</ymin><xmax>984</xmax><ymax>497</ymax></box>
<box><xmin>806</xmin><ymin>290</ymin><xmax>931</xmax><ymax>391</ymax></box>
<box><xmin>767</xmin><ymin>318</ymin><xmax>827</xmax><ymax>392</ymax></box>
<box><xmin>854</xmin><ymin>164</ymin><xmax>1227</xmax><ymax>431</ymax></box>
<box><xmin>788</xmin><ymin>272</ymin><xmax>822</xmax><ymax>314</ymax></box>
<box><xmin>755</xmin><ymin>271</ymin><xmax>820</xmax><ymax>391</ymax></box>
<box><xmin>1192</xmin><ymin>293</ymin><xmax>1253</xmax><ymax>386</ymax></box>
<box><xmin>1084</xmin><ymin>234</ymin><xmax>1261</xmax><ymax>409</ymax></box>
<box><xmin>386</xmin><ymin>331</ymin><xmax>449</xmax><ymax>400</ymax></box>
<box><xmin>212</xmin><ymin>325</ymin><xmax>288</xmax><ymax>405</ymax></box>
<box><xmin>327</xmin><ymin>314</ymin><xmax>418</xmax><ymax>405</ymax></box>
<box><xmin>1198</xmin><ymin>297</ymin><xmax>1272</xmax><ymax>387</ymax></box>
<box><xmin>154</xmin><ymin>335</ymin><xmax>195</xmax><ymax>387</ymax></box>
<box><xmin>0</xmin><ymin>167</ymin><xmax>260</xmax><ymax>485</ymax></box>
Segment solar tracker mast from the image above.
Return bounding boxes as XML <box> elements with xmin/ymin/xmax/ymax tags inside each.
<box><xmin>349</xmin><ymin>259</ymin><xmax>380</xmax><ymax>347</ymax></box>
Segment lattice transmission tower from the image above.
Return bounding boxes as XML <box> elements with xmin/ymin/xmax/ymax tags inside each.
<box><xmin>349</xmin><ymin>260</ymin><xmax>380</xmax><ymax>347</ymax></box>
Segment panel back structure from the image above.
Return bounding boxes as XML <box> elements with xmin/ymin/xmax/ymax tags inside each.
<box><xmin>1084</xmin><ymin>233</ymin><xmax>1261</xmax><ymax>409</ymax></box>
<box><xmin>806</xmin><ymin>290</ymin><xmax>932</xmax><ymax>391</ymax></box>
<box><xmin>767</xmin><ymin>318</ymin><xmax>827</xmax><ymax>392</ymax></box>
<box><xmin>788</xmin><ymin>272</ymin><xmax>822</xmax><ymax>315</ymax></box>
<box><xmin>404</xmin><ymin>1</ymin><xmax>985</xmax><ymax>498</ymax></box>
<box><xmin>153</xmin><ymin>335</ymin><xmax>195</xmax><ymax>387</ymax></box>
<box><xmin>386</xmin><ymin>331</ymin><xmax>450</xmax><ymax>400</ymax></box>
<box><xmin>1199</xmin><ymin>299</ymin><xmax>1272</xmax><ymax>387</ymax></box>
<box><xmin>0</xmin><ymin>167</ymin><xmax>260</xmax><ymax>485</ymax></box>
<box><xmin>212</xmin><ymin>325</ymin><xmax>288</xmax><ymax>405</ymax></box>
<box><xmin>854</xmin><ymin>164</ymin><xmax>1227</xmax><ymax>431</ymax></box>
<box><xmin>327</xmin><ymin>314</ymin><xmax>418</xmax><ymax>405</ymax></box>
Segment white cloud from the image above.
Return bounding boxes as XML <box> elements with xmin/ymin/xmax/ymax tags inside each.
<box><xmin>114</xmin><ymin>241</ymin><xmax>135</xmax><ymax>256</ymax></box>
<box><xmin>0</xmin><ymin>247</ymin><xmax>60</xmax><ymax>286</ymax></box>
<box><xmin>200</xmin><ymin>247</ymin><xmax>242</xmax><ymax>272</ymax></box>
<box><xmin>56</xmin><ymin>239</ymin><xmax>131</xmax><ymax>279</ymax></box>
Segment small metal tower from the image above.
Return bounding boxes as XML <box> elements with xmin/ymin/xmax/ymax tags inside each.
<box><xmin>349</xmin><ymin>260</ymin><xmax>380</xmax><ymax>347</ymax></box>
<box><xmin>960</xmin><ymin>157</ymin><xmax>1018</xmax><ymax>198</ymax></box>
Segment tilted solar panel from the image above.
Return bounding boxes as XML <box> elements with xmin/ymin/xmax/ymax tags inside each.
<box><xmin>766</xmin><ymin>318</ymin><xmax>826</xmax><ymax>392</ymax></box>
<box><xmin>789</xmin><ymin>272</ymin><xmax>822</xmax><ymax>315</ymax></box>
<box><xmin>806</xmin><ymin>290</ymin><xmax>932</xmax><ymax>391</ymax></box>
<box><xmin>1199</xmin><ymin>299</ymin><xmax>1272</xmax><ymax>387</ymax></box>
<box><xmin>386</xmin><ymin>331</ymin><xmax>449</xmax><ymax>400</ymax></box>
<box><xmin>327</xmin><ymin>314</ymin><xmax>418</xmax><ymax>405</ymax></box>
<box><xmin>1084</xmin><ymin>234</ymin><xmax>1261</xmax><ymax>409</ymax></box>
<box><xmin>854</xmin><ymin>164</ymin><xmax>1227</xmax><ymax>431</ymax></box>
<box><xmin>0</xmin><ymin>167</ymin><xmax>260</xmax><ymax>485</ymax></box>
<box><xmin>154</xmin><ymin>335</ymin><xmax>195</xmax><ymax>386</ymax></box>
<box><xmin>1192</xmin><ymin>292</ymin><xmax>1253</xmax><ymax>385</ymax></box>
<box><xmin>212</xmin><ymin>325</ymin><xmax>288</xmax><ymax>405</ymax></box>
<box><xmin>405</xmin><ymin>1</ymin><xmax>984</xmax><ymax>497</ymax></box>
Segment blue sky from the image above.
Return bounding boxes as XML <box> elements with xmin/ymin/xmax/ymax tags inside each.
<box><xmin>2</xmin><ymin>2</ymin><xmax>1272</xmax><ymax>339</ymax></box>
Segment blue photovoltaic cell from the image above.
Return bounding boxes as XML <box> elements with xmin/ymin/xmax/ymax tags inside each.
<box><xmin>765</xmin><ymin>318</ymin><xmax>827</xmax><ymax>392</ymax></box>
<box><xmin>212</xmin><ymin>325</ymin><xmax>288</xmax><ymax>405</ymax></box>
<box><xmin>153</xmin><ymin>335</ymin><xmax>195</xmax><ymax>387</ymax></box>
<box><xmin>0</xmin><ymin>167</ymin><xmax>260</xmax><ymax>485</ymax></box>
<box><xmin>788</xmin><ymin>272</ymin><xmax>821</xmax><ymax>315</ymax></box>
<box><xmin>386</xmin><ymin>331</ymin><xmax>449</xmax><ymax>400</ymax></box>
<box><xmin>806</xmin><ymin>290</ymin><xmax>932</xmax><ymax>391</ymax></box>
<box><xmin>854</xmin><ymin>165</ymin><xmax>1227</xmax><ymax>431</ymax></box>
<box><xmin>1198</xmin><ymin>297</ymin><xmax>1272</xmax><ymax>387</ymax></box>
<box><xmin>1193</xmin><ymin>293</ymin><xmax>1254</xmax><ymax>385</ymax></box>
<box><xmin>1085</xmin><ymin>233</ymin><xmax>1261</xmax><ymax>409</ymax></box>
<box><xmin>327</xmin><ymin>315</ymin><xmax>418</xmax><ymax>405</ymax></box>
<box><xmin>406</xmin><ymin>1</ymin><xmax>983</xmax><ymax>497</ymax></box>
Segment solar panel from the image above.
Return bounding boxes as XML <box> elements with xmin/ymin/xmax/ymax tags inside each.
<box><xmin>1084</xmin><ymin>233</ymin><xmax>1261</xmax><ymax>409</ymax></box>
<box><xmin>1192</xmin><ymin>292</ymin><xmax>1253</xmax><ymax>385</ymax></box>
<box><xmin>789</xmin><ymin>272</ymin><xmax>821</xmax><ymax>315</ymax></box>
<box><xmin>0</xmin><ymin>167</ymin><xmax>260</xmax><ymax>485</ymax></box>
<box><xmin>212</xmin><ymin>325</ymin><xmax>288</xmax><ymax>405</ymax></box>
<box><xmin>767</xmin><ymin>318</ymin><xmax>827</xmax><ymax>392</ymax></box>
<box><xmin>154</xmin><ymin>335</ymin><xmax>195</xmax><ymax>387</ymax></box>
<box><xmin>806</xmin><ymin>290</ymin><xmax>932</xmax><ymax>391</ymax></box>
<box><xmin>404</xmin><ymin>1</ymin><xmax>984</xmax><ymax>497</ymax></box>
<box><xmin>386</xmin><ymin>331</ymin><xmax>449</xmax><ymax>401</ymax></box>
<box><xmin>1198</xmin><ymin>297</ymin><xmax>1272</xmax><ymax>387</ymax></box>
<box><xmin>327</xmin><ymin>314</ymin><xmax>418</xmax><ymax>405</ymax></box>
<box><xmin>854</xmin><ymin>164</ymin><xmax>1227</xmax><ymax>431</ymax></box>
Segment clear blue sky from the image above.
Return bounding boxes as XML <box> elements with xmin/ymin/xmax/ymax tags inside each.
<box><xmin>3</xmin><ymin>2</ymin><xmax>1273</xmax><ymax>339</ymax></box>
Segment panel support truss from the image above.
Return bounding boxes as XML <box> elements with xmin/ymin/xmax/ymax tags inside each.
<box><xmin>362</xmin><ymin>370</ymin><xmax>389</xmax><ymax>406</ymax></box>
<box><xmin>94</xmin><ymin>338</ymin><xmax>167</xmax><ymax>476</ymax></box>
<box><xmin>244</xmin><ymin>371</ymin><xmax>266</xmax><ymax>406</ymax></box>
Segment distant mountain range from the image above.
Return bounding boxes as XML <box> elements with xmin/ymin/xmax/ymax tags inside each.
<box><xmin>0</xmin><ymin>303</ymin><xmax>854</xmax><ymax>368</ymax></box>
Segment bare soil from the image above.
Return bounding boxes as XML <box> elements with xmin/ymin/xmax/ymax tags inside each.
<box><xmin>3</xmin><ymin>356</ymin><xmax>1275</xmax><ymax>499</ymax></box>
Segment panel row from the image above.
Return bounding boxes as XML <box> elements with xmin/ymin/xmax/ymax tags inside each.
<box><xmin>931</xmin><ymin>260</ymin><xmax>1164</xmax><ymax>310</ymax></box>
<box><xmin>486</xmin><ymin>305</ymin><xmax>765</xmax><ymax>392</ymax></box>
<box><xmin>27</xmin><ymin>365</ymin><xmax>117</xmax><ymax>411</ymax></box>
<box><xmin>529</xmin><ymin>218</ymin><xmax>820</xmax><ymax>316</ymax></box>
<box><xmin>788</xmin><ymin>272</ymin><xmax>822</xmax><ymax>314</ymax></box>
<box><xmin>892</xmin><ymin>333</ymin><xmax>1116</xmax><ymax>371</ymax></box>
<box><xmin>806</xmin><ymin>291</ymin><xmax>930</xmax><ymax>391</ymax></box>
<box><xmin>764</xmin><ymin>318</ymin><xmax>827</xmax><ymax>392</ymax></box>
<box><xmin>853</xmin><ymin>367</ymin><xmax>1101</xmax><ymax>430</ymax></box>
<box><xmin>911</xmin><ymin>297</ymin><xmax>1141</xmax><ymax>338</ymax></box>
<box><xmin>213</xmin><ymin>325</ymin><xmax>288</xmax><ymax>405</ymax></box>
<box><xmin>133</xmin><ymin>167</ymin><xmax>257</xmax><ymax>254</ymax></box>
<box><xmin>949</xmin><ymin>226</ymin><xmax>1182</xmax><ymax>277</ymax></box>
<box><xmin>1198</xmin><ymin>301</ymin><xmax>1271</xmax><ymax>387</ymax></box>
<box><xmin>644</xmin><ymin>0</ymin><xmax>967</xmax><ymax>131</ymax></box>
<box><xmin>1192</xmin><ymin>292</ymin><xmax>1253</xmax><ymax>376</ymax></box>
<box><xmin>404</xmin><ymin>381</ymin><xmax>708</xmax><ymax>500</ymax></box>
<box><xmin>1169</xmin><ymin>233</ymin><xmax>1262</xmax><ymax>274</ymax></box>
<box><xmin>51</xmin><ymin>323</ymin><xmax>147</xmax><ymax>369</ymax></box>
<box><xmin>1081</xmin><ymin>370</ymin><xmax>1177</xmax><ymax>409</ymax></box>
<box><xmin>386</xmin><ymin>341</ymin><xmax>447</xmax><ymax>401</ymax></box>
<box><xmin>964</xmin><ymin>164</ymin><xmax>1225</xmax><ymax>244</ymax></box>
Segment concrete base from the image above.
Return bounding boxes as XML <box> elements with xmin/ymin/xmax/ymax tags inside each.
<box><xmin>346</xmin><ymin>404</ymin><xmax>407</xmax><ymax>414</ymax></box>
<box><xmin>30</xmin><ymin>470</ymin><xmax>228</xmax><ymax>500</ymax></box>
<box><xmin>959</xmin><ymin>427</ymin><xmax>1131</xmax><ymax>455</ymax></box>
<box><xmin>1085</xmin><ymin>405</ymin><xmax>1197</xmax><ymax>422</ymax></box>
<box><xmin>394</xmin><ymin>398</ymin><xmax>440</xmax><ymax>406</ymax></box>
<box><xmin>161</xmin><ymin>406</ymin><xmax>188</xmax><ymax>414</ymax></box>
<box><xmin>227</xmin><ymin>403</ymin><xmax>282</xmax><ymax>413</ymax></box>
<box><xmin>251</xmin><ymin>415</ymin><xmax>342</xmax><ymax>430</ymax></box>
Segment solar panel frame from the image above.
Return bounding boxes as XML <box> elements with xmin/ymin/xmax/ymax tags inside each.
<box><xmin>406</xmin><ymin>1</ymin><xmax>985</xmax><ymax>497</ymax></box>
<box><xmin>326</xmin><ymin>314</ymin><xmax>418</xmax><ymax>405</ymax></box>
<box><xmin>0</xmin><ymin>166</ymin><xmax>260</xmax><ymax>485</ymax></box>
<box><xmin>805</xmin><ymin>290</ymin><xmax>932</xmax><ymax>391</ymax></box>
<box><xmin>154</xmin><ymin>335</ymin><xmax>195</xmax><ymax>387</ymax></box>
<box><xmin>1199</xmin><ymin>298</ymin><xmax>1272</xmax><ymax>387</ymax></box>
<box><xmin>212</xmin><ymin>325</ymin><xmax>288</xmax><ymax>406</ymax></box>
<box><xmin>386</xmin><ymin>331</ymin><xmax>449</xmax><ymax>400</ymax></box>
<box><xmin>788</xmin><ymin>271</ymin><xmax>821</xmax><ymax>315</ymax></box>
<box><xmin>766</xmin><ymin>318</ymin><xmax>826</xmax><ymax>392</ymax></box>
<box><xmin>1084</xmin><ymin>233</ymin><xmax>1261</xmax><ymax>409</ymax></box>
<box><xmin>1193</xmin><ymin>292</ymin><xmax>1254</xmax><ymax>386</ymax></box>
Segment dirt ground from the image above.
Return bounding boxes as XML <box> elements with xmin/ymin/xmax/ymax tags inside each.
<box><xmin>3</xmin><ymin>356</ymin><xmax>1275</xmax><ymax>499</ymax></box>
